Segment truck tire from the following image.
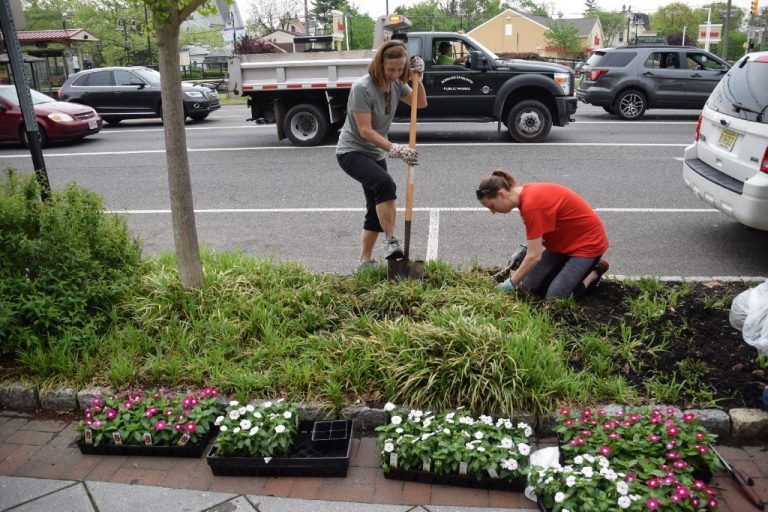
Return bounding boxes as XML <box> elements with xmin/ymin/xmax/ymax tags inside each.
<box><xmin>613</xmin><ymin>89</ymin><xmax>646</xmax><ymax>120</ymax></box>
<box><xmin>506</xmin><ymin>100</ymin><xmax>552</xmax><ymax>143</ymax></box>
<box><xmin>284</xmin><ymin>104</ymin><xmax>328</xmax><ymax>146</ymax></box>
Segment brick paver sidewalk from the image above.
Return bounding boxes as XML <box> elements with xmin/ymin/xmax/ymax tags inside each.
<box><xmin>1</xmin><ymin>410</ymin><xmax>766</xmax><ymax>510</ymax></box>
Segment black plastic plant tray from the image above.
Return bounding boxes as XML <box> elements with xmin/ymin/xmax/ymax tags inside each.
<box><xmin>311</xmin><ymin>420</ymin><xmax>351</xmax><ymax>451</ymax></box>
<box><xmin>206</xmin><ymin>420</ymin><xmax>354</xmax><ymax>477</ymax></box>
<box><xmin>76</xmin><ymin>429</ymin><xmax>215</xmax><ymax>458</ymax></box>
<box><xmin>383</xmin><ymin>467</ymin><xmax>526</xmax><ymax>492</ymax></box>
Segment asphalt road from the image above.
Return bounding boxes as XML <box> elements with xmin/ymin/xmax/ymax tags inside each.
<box><xmin>2</xmin><ymin>103</ymin><xmax>767</xmax><ymax>278</ymax></box>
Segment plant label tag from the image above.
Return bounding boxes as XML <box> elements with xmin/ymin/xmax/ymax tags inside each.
<box><xmin>389</xmin><ymin>453</ymin><xmax>398</xmax><ymax>468</ymax></box>
<box><xmin>264</xmin><ymin>457</ymin><xmax>272</xmax><ymax>464</ymax></box>
<box><xmin>84</xmin><ymin>429</ymin><xmax>93</xmax><ymax>445</ymax></box>
<box><xmin>487</xmin><ymin>467</ymin><xmax>499</xmax><ymax>478</ymax></box>
<box><xmin>459</xmin><ymin>461</ymin><xmax>468</xmax><ymax>475</ymax></box>
<box><xmin>178</xmin><ymin>433</ymin><xmax>191</xmax><ymax>446</ymax></box>
<box><xmin>422</xmin><ymin>459</ymin><xmax>431</xmax><ymax>472</ymax></box>
<box><xmin>143</xmin><ymin>432</ymin><xmax>152</xmax><ymax>446</ymax></box>
<box><xmin>112</xmin><ymin>432</ymin><xmax>123</xmax><ymax>445</ymax></box>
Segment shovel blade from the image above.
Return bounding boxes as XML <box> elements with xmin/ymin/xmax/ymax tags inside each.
<box><xmin>387</xmin><ymin>259</ymin><xmax>426</xmax><ymax>281</ymax></box>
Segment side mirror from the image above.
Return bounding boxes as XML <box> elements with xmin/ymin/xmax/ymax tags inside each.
<box><xmin>470</xmin><ymin>50</ymin><xmax>489</xmax><ymax>71</ymax></box>
<box><xmin>130</xmin><ymin>79</ymin><xmax>146</xmax><ymax>89</ymax></box>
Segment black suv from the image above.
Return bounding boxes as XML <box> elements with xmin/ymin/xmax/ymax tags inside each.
<box><xmin>577</xmin><ymin>45</ymin><xmax>730</xmax><ymax>120</ymax></box>
<box><xmin>58</xmin><ymin>66</ymin><xmax>220</xmax><ymax>124</ymax></box>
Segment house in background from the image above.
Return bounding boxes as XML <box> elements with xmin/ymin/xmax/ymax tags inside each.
<box><xmin>263</xmin><ymin>17</ymin><xmax>323</xmax><ymax>52</ymax></box>
<box><xmin>468</xmin><ymin>9</ymin><xmax>604</xmax><ymax>58</ymax></box>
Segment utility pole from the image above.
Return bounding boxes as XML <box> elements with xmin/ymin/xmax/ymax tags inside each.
<box><xmin>303</xmin><ymin>0</ymin><xmax>309</xmax><ymax>35</ymax></box>
<box><xmin>704</xmin><ymin>7</ymin><xmax>712</xmax><ymax>51</ymax></box>
<box><xmin>144</xmin><ymin>4</ymin><xmax>152</xmax><ymax>65</ymax></box>
<box><xmin>722</xmin><ymin>0</ymin><xmax>732</xmax><ymax>60</ymax></box>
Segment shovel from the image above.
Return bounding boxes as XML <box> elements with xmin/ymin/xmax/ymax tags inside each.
<box><xmin>388</xmin><ymin>69</ymin><xmax>425</xmax><ymax>281</ymax></box>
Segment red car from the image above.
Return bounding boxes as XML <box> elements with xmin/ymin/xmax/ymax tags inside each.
<box><xmin>0</xmin><ymin>85</ymin><xmax>102</xmax><ymax>146</ymax></box>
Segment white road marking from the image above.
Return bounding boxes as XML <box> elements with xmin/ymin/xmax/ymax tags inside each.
<box><xmin>0</xmin><ymin>142</ymin><xmax>688</xmax><ymax>159</ymax></box>
<box><xmin>109</xmin><ymin>206</ymin><xmax>717</xmax><ymax>214</ymax></box>
<box><xmin>426</xmin><ymin>209</ymin><xmax>440</xmax><ymax>261</ymax></box>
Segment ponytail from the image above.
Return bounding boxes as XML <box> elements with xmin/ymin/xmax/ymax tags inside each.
<box><xmin>476</xmin><ymin>169</ymin><xmax>517</xmax><ymax>200</ymax></box>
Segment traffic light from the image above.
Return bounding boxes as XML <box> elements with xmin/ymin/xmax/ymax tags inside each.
<box><xmin>752</xmin><ymin>0</ymin><xmax>759</xmax><ymax>16</ymax></box>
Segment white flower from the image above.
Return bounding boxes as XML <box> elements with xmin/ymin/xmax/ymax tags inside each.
<box><xmin>442</xmin><ymin>428</ymin><xmax>451</xmax><ymax>435</ymax></box>
<box><xmin>240</xmin><ymin>419</ymin><xmax>252</xmax><ymax>430</ymax></box>
<box><xmin>617</xmin><ymin>481</ymin><xmax>629</xmax><ymax>495</ymax></box>
<box><xmin>423</xmin><ymin>418</ymin><xmax>432</xmax><ymax>428</ymax></box>
<box><xmin>391</xmin><ymin>415</ymin><xmax>402</xmax><ymax>425</ymax></box>
<box><xmin>215</xmin><ymin>416</ymin><xmax>224</xmax><ymax>425</ymax></box>
<box><xmin>517</xmin><ymin>443</ymin><xmax>530</xmax><ymax>455</ymax></box>
<box><xmin>421</xmin><ymin>433</ymin><xmax>434</xmax><ymax>441</ymax></box>
<box><xmin>603</xmin><ymin>469</ymin><xmax>618</xmax><ymax>481</ymax></box>
<box><xmin>275</xmin><ymin>424</ymin><xmax>286</xmax><ymax>433</ymax></box>
<box><xmin>262</xmin><ymin>401</ymin><xmax>272</xmax><ymax>408</ymax></box>
<box><xmin>465</xmin><ymin>442</ymin><xmax>476</xmax><ymax>450</ymax></box>
<box><xmin>583</xmin><ymin>454</ymin><xmax>595</xmax><ymax>464</ymax></box>
<box><xmin>249</xmin><ymin>426</ymin><xmax>259</xmax><ymax>436</ymax></box>
<box><xmin>229</xmin><ymin>400</ymin><xmax>239</xmax><ymax>407</ymax></box>
<box><xmin>554</xmin><ymin>492</ymin><xmax>565</xmax><ymax>503</ymax></box>
<box><xmin>408</xmin><ymin>410</ymin><xmax>424</xmax><ymax>421</ymax></box>
<box><xmin>445</xmin><ymin>412</ymin><xmax>455</xmax><ymax>423</ymax></box>
<box><xmin>598</xmin><ymin>456</ymin><xmax>610</xmax><ymax>468</ymax></box>
<box><xmin>229</xmin><ymin>410</ymin><xmax>240</xmax><ymax>420</ymax></box>
<box><xmin>573</xmin><ymin>455</ymin><xmax>584</xmax><ymax>465</ymax></box>
<box><xmin>283</xmin><ymin>411</ymin><xmax>292</xmax><ymax>419</ymax></box>
<box><xmin>253</xmin><ymin>411</ymin><xmax>262</xmax><ymax>419</ymax></box>
<box><xmin>384</xmin><ymin>402</ymin><xmax>396</xmax><ymax>412</ymax></box>
<box><xmin>233</xmin><ymin>427</ymin><xmax>241</xmax><ymax>434</ymax></box>
<box><xmin>458</xmin><ymin>416</ymin><xmax>474</xmax><ymax>425</ymax></box>
<box><xmin>245</xmin><ymin>404</ymin><xmax>255</xmax><ymax>412</ymax></box>
<box><xmin>500</xmin><ymin>438</ymin><xmax>514</xmax><ymax>449</ymax></box>
<box><xmin>581</xmin><ymin>467</ymin><xmax>594</xmax><ymax>478</ymax></box>
<box><xmin>395</xmin><ymin>428</ymin><xmax>404</xmax><ymax>434</ymax></box>
<box><xmin>477</xmin><ymin>446</ymin><xmax>486</xmax><ymax>452</ymax></box>
<box><xmin>384</xmin><ymin>442</ymin><xmax>395</xmax><ymax>453</ymax></box>
<box><xmin>501</xmin><ymin>458</ymin><xmax>518</xmax><ymax>471</ymax></box>
<box><xmin>220</xmin><ymin>425</ymin><xmax>228</xmax><ymax>432</ymax></box>
<box><xmin>479</xmin><ymin>415</ymin><xmax>493</xmax><ymax>425</ymax></box>
<box><xmin>618</xmin><ymin>496</ymin><xmax>631</xmax><ymax>509</ymax></box>
<box><xmin>238</xmin><ymin>406</ymin><xmax>247</xmax><ymax>415</ymax></box>
<box><xmin>474</xmin><ymin>431</ymin><xmax>484</xmax><ymax>440</ymax></box>
<box><xmin>565</xmin><ymin>475</ymin><xmax>576</xmax><ymax>487</ymax></box>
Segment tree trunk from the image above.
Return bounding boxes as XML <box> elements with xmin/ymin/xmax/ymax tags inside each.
<box><xmin>155</xmin><ymin>16</ymin><xmax>205</xmax><ymax>289</ymax></box>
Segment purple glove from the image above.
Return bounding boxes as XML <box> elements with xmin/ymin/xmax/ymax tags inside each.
<box><xmin>410</xmin><ymin>56</ymin><xmax>424</xmax><ymax>74</ymax></box>
<box><xmin>388</xmin><ymin>143</ymin><xmax>418</xmax><ymax>165</ymax></box>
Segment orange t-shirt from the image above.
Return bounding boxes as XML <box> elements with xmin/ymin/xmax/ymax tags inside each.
<box><xmin>518</xmin><ymin>183</ymin><xmax>608</xmax><ymax>257</ymax></box>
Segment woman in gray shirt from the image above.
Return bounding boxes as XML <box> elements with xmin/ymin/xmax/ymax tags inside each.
<box><xmin>336</xmin><ymin>40</ymin><xmax>427</xmax><ymax>268</ymax></box>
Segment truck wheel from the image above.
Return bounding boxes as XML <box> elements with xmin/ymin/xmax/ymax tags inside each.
<box><xmin>284</xmin><ymin>104</ymin><xmax>328</xmax><ymax>146</ymax></box>
<box><xmin>506</xmin><ymin>100</ymin><xmax>552</xmax><ymax>143</ymax></box>
<box><xmin>613</xmin><ymin>89</ymin><xmax>646</xmax><ymax>120</ymax></box>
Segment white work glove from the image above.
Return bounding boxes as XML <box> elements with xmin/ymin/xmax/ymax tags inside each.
<box><xmin>388</xmin><ymin>143</ymin><xmax>418</xmax><ymax>165</ymax></box>
<box><xmin>410</xmin><ymin>56</ymin><xmax>424</xmax><ymax>74</ymax></box>
<box><xmin>498</xmin><ymin>278</ymin><xmax>517</xmax><ymax>293</ymax></box>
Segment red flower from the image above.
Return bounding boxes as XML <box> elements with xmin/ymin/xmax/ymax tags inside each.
<box><xmin>154</xmin><ymin>420</ymin><xmax>166</xmax><ymax>430</ymax></box>
<box><xmin>647</xmin><ymin>497</ymin><xmax>660</xmax><ymax>510</ymax></box>
<box><xmin>667</xmin><ymin>425</ymin><xmax>679</xmax><ymax>436</ymax></box>
<box><xmin>683</xmin><ymin>413</ymin><xmax>695</xmax><ymax>422</ymax></box>
<box><xmin>599</xmin><ymin>445</ymin><xmax>611</xmax><ymax>456</ymax></box>
<box><xmin>105</xmin><ymin>409</ymin><xmax>118</xmax><ymax>420</ymax></box>
<box><xmin>184</xmin><ymin>421</ymin><xmax>197</xmax><ymax>433</ymax></box>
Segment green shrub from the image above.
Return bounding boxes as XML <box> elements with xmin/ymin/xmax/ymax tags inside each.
<box><xmin>202</xmin><ymin>69</ymin><xmax>225</xmax><ymax>78</ymax></box>
<box><xmin>0</xmin><ymin>169</ymin><xmax>144</xmax><ymax>356</ymax></box>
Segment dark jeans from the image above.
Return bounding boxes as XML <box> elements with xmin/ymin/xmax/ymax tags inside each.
<box><xmin>522</xmin><ymin>250</ymin><xmax>602</xmax><ymax>298</ymax></box>
<box><xmin>337</xmin><ymin>152</ymin><xmax>396</xmax><ymax>232</ymax></box>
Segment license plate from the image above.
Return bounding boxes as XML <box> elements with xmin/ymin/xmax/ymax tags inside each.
<box><xmin>88</xmin><ymin>118</ymin><xmax>97</xmax><ymax>130</ymax></box>
<box><xmin>717</xmin><ymin>128</ymin><xmax>737</xmax><ymax>151</ymax></box>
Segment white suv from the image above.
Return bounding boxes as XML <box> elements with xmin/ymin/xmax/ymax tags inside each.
<box><xmin>682</xmin><ymin>51</ymin><xmax>768</xmax><ymax>230</ymax></box>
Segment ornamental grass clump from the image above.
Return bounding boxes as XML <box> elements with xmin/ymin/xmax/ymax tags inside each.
<box><xmin>213</xmin><ymin>400</ymin><xmax>297</xmax><ymax>457</ymax></box>
<box><xmin>376</xmin><ymin>403</ymin><xmax>531</xmax><ymax>482</ymax></box>
<box><xmin>556</xmin><ymin>406</ymin><xmax>721</xmax><ymax>480</ymax></box>
<box><xmin>77</xmin><ymin>387</ymin><xmax>220</xmax><ymax>446</ymax></box>
<box><xmin>530</xmin><ymin>453</ymin><xmax>719</xmax><ymax>511</ymax></box>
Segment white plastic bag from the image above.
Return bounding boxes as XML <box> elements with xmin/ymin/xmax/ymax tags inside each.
<box><xmin>524</xmin><ymin>446</ymin><xmax>560</xmax><ymax>502</ymax></box>
<box><xmin>730</xmin><ymin>280</ymin><xmax>768</xmax><ymax>355</ymax></box>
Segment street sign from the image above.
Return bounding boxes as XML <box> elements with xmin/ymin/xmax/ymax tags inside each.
<box><xmin>636</xmin><ymin>35</ymin><xmax>666</xmax><ymax>43</ymax></box>
<box><xmin>699</xmin><ymin>23</ymin><xmax>723</xmax><ymax>43</ymax></box>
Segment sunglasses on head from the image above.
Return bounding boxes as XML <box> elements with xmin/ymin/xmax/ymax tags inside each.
<box><xmin>475</xmin><ymin>188</ymin><xmax>492</xmax><ymax>200</ymax></box>
<box><xmin>384</xmin><ymin>90</ymin><xmax>392</xmax><ymax>115</ymax></box>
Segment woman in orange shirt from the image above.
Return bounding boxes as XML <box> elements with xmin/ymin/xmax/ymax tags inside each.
<box><xmin>476</xmin><ymin>169</ymin><xmax>609</xmax><ymax>298</ymax></box>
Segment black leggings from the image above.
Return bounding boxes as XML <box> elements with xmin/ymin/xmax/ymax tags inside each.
<box><xmin>337</xmin><ymin>152</ymin><xmax>397</xmax><ymax>232</ymax></box>
<box><xmin>522</xmin><ymin>250</ymin><xmax>602</xmax><ymax>298</ymax></box>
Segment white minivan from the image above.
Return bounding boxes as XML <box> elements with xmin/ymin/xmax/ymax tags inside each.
<box><xmin>682</xmin><ymin>51</ymin><xmax>768</xmax><ymax>230</ymax></box>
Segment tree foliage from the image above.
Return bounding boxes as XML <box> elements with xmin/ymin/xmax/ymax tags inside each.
<box><xmin>590</xmin><ymin>8</ymin><xmax>625</xmax><ymax>46</ymax></box>
<box><xmin>650</xmin><ymin>2</ymin><xmax>700</xmax><ymax>40</ymax></box>
<box><xmin>544</xmin><ymin>19</ymin><xmax>582</xmax><ymax>58</ymax></box>
<box><xmin>347</xmin><ymin>10</ymin><xmax>376</xmax><ymax>50</ymax></box>
<box><xmin>245</xmin><ymin>0</ymin><xmax>302</xmax><ymax>36</ymax></box>
<box><xmin>312</xmin><ymin>0</ymin><xmax>345</xmax><ymax>27</ymax></box>
<box><xmin>583</xmin><ymin>0</ymin><xmax>597</xmax><ymax>15</ymax></box>
<box><xmin>234</xmin><ymin>33</ymin><xmax>280</xmax><ymax>53</ymax></box>
<box><xmin>395</xmin><ymin>0</ymin><xmax>506</xmax><ymax>33</ymax></box>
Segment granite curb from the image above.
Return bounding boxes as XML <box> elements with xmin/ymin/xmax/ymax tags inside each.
<box><xmin>2</xmin><ymin>382</ymin><xmax>768</xmax><ymax>443</ymax></box>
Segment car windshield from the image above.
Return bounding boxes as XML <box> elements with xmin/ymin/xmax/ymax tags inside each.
<box><xmin>133</xmin><ymin>68</ymin><xmax>162</xmax><ymax>84</ymax></box>
<box><xmin>464</xmin><ymin>35</ymin><xmax>498</xmax><ymax>60</ymax></box>
<box><xmin>706</xmin><ymin>55</ymin><xmax>768</xmax><ymax>124</ymax></box>
<box><xmin>0</xmin><ymin>87</ymin><xmax>54</xmax><ymax>106</ymax></box>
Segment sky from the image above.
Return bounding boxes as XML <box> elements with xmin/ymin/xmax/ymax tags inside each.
<box><xmin>345</xmin><ymin>0</ymin><xmax>754</xmax><ymax>19</ymax></box>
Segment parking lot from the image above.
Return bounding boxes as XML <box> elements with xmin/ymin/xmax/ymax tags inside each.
<box><xmin>1</xmin><ymin>102</ymin><xmax>766</xmax><ymax>278</ymax></box>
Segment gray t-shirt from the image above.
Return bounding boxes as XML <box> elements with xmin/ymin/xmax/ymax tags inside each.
<box><xmin>336</xmin><ymin>74</ymin><xmax>411</xmax><ymax>160</ymax></box>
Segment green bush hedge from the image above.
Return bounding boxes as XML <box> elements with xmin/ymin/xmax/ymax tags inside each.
<box><xmin>0</xmin><ymin>169</ymin><xmax>144</xmax><ymax>356</ymax></box>
<box><xmin>203</xmin><ymin>69</ymin><xmax>226</xmax><ymax>78</ymax></box>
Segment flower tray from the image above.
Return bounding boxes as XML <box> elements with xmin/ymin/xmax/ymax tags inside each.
<box><xmin>206</xmin><ymin>420</ymin><xmax>354</xmax><ymax>477</ymax></box>
<box><xmin>76</xmin><ymin>428</ymin><xmax>216</xmax><ymax>458</ymax></box>
<box><xmin>383</xmin><ymin>467</ymin><xmax>527</xmax><ymax>492</ymax></box>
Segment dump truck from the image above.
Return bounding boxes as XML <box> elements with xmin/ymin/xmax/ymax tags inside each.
<box><xmin>227</xmin><ymin>14</ymin><xmax>577</xmax><ymax>146</ymax></box>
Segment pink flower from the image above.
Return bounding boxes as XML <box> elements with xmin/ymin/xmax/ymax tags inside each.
<box><xmin>154</xmin><ymin>420</ymin><xmax>166</xmax><ymax>430</ymax></box>
<box><xmin>579</xmin><ymin>430</ymin><xmax>592</xmax><ymax>436</ymax></box>
<box><xmin>84</xmin><ymin>410</ymin><xmax>92</xmax><ymax>419</ymax></box>
<box><xmin>92</xmin><ymin>398</ymin><xmax>102</xmax><ymax>406</ymax></box>
<box><xmin>174</xmin><ymin>424</ymin><xmax>183</xmax><ymax>432</ymax></box>
<box><xmin>683</xmin><ymin>413</ymin><xmax>695</xmax><ymax>422</ymax></box>
<box><xmin>582</xmin><ymin>408</ymin><xmax>592</xmax><ymax>418</ymax></box>
<box><xmin>164</xmin><ymin>408</ymin><xmax>174</xmax><ymax>416</ymax></box>
<box><xmin>647</xmin><ymin>478</ymin><xmax>660</xmax><ymax>489</ymax></box>
<box><xmin>666</xmin><ymin>451</ymin><xmax>680</xmax><ymax>459</ymax></box>
<box><xmin>696</xmin><ymin>433</ymin><xmax>706</xmax><ymax>440</ymax></box>
<box><xmin>92</xmin><ymin>420</ymin><xmax>103</xmax><ymax>427</ymax></box>
<box><xmin>84</xmin><ymin>419</ymin><xmax>93</xmax><ymax>426</ymax></box>
<box><xmin>564</xmin><ymin>419</ymin><xmax>575</xmax><ymax>426</ymax></box>
<box><xmin>626</xmin><ymin>473</ymin><xmax>636</xmax><ymax>482</ymax></box>
<box><xmin>667</xmin><ymin>425</ymin><xmax>679</xmax><ymax>436</ymax></box>
<box><xmin>649</xmin><ymin>434</ymin><xmax>661</xmax><ymax>442</ymax></box>
<box><xmin>630</xmin><ymin>413</ymin><xmax>641</xmax><ymax>421</ymax></box>
<box><xmin>600</xmin><ymin>445</ymin><xmax>611</xmax><ymax>456</ymax></box>
<box><xmin>673</xmin><ymin>460</ymin><xmax>688</xmax><ymax>469</ymax></box>
<box><xmin>597</xmin><ymin>409</ymin><xmax>606</xmax><ymax>416</ymax></box>
<box><xmin>670</xmin><ymin>494</ymin><xmax>681</xmax><ymax>503</ymax></box>
<box><xmin>184</xmin><ymin>421</ymin><xmax>197</xmax><ymax>433</ymax></box>
<box><xmin>676</xmin><ymin>486</ymin><xmax>689</xmax><ymax>498</ymax></box>
<box><xmin>608</xmin><ymin>432</ymin><xmax>621</xmax><ymax>439</ymax></box>
<box><xmin>666</xmin><ymin>407</ymin><xmax>676</xmax><ymax>414</ymax></box>
<box><xmin>182</xmin><ymin>397</ymin><xmax>192</xmax><ymax>408</ymax></box>
<box><xmin>697</xmin><ymin>445</ymin><xmax>709</xmax><ymax>454</ymax></box>
<box><xmin>707</xmin><ymin>497</ymin><xmax>718</xmax><ymax>508</ymax></box>
<box><xmin>664</xmin><ymin>476</ymin><xmax>675</xmax><ymax>485</ymax></box>
<box><xmin>105</xmin><ymin>409</ymin><xmax>118</xmax><ymax>420</ymax></box>
<box><xmin>694</xmin><ymin>480</ymin><xmax>707</xmax><ymax>490</ymax></box>
<box><xmin>211</xmin><ymin>389</ymin><xmax>220</xmax><ymax>396</ymax></box>
<box><xmin>666</xmin><ymin>440</ymin><xmax>676</xmax><ymax>449</ymax></box>
<box><xmin>123</xmin><ymin>400</ymin><xmax>133</xmax><ymax>409</ymax></box>
<box><xmin>692</xmin><ymin>497</ymin><xmax>701</xmax><ymax>507</ymax></box>
<box><xmin>647</xmin><ymin>497</ymin><xmax>660</xmax><ymax>510</ymax></box>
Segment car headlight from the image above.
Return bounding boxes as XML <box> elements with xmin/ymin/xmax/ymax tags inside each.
<box><xmin>47</xmin><ymin>112</ymin><xmax>75</xmax><ymax>122</ymax></box>
<box><xmin>554</xmin><ymin>72</ymin><xmax>571</xmax><ymax>95</ymax></box>
<box><xmin>185</xmin><ymin>91</ymin><xmax>205</xmax><ymax>98</ymax></box>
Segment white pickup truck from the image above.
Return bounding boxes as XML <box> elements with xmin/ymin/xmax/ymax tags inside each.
<box><xmin>227</xmin><ymin>15</ymin><xmax>576</xmax><ymax>146</ymax></box>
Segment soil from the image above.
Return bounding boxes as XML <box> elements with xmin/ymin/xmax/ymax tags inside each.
<box><xmin>552</xmin><ymin>279</ymin><xmax>766</xmax><ymax>410</ymax></box>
